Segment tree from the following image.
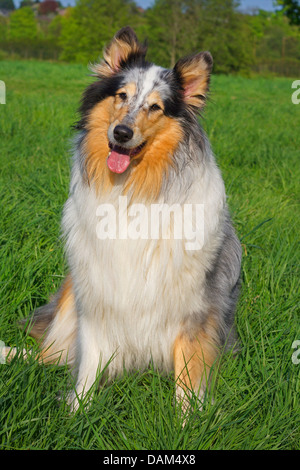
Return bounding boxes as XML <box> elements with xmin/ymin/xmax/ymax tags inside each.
<box><xmin>0</xmin><ymin>15</ymin><xmax>8</xmax><ymax>43</ymax></box>
<box><xmin>8</xmin><ymin>7</ymin><xmax>38</xmax><ymax>58</ymax></box>
<box><xmin>145</xmin><ymin>0</ymin><xmax>190</xmax><ymax>68</ymax></box>
<box><xmin>0</xmin><ymin>0</ymin><xmax>15</xmax><ymax>9</ymax></box>
<box><xmin>19</xmin><ymin>0</ymin><xmax>35</xmax><ymax>7</ymax></box>
<box><xmin>196</xmin><ymin>0</ymin><xmax>254</xmax><ymax>74</ymax></box>
<box><xmin>38</xmin><ymin>0</ymin><xmax>59</xmax><ymax>15</ymax></box>
<box><xmin>59</xmin><ymin>0</ymin><xmax>143</xmax><ymax>63</ymax></box>
<box><xmin>276</xmin><ymin>0</ymin><xmax>300</xmax><ymax>25</ymax></box>
<box><xmin>145</xmin><ymin>0</ymin><xmax>254</xmax><ymax>73</ymax></box>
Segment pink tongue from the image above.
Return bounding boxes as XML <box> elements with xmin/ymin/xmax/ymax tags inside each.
<box><xmin>107</xmin><ymin>150</ymin><xmax>130</xmax><ymax>174</ymax></box>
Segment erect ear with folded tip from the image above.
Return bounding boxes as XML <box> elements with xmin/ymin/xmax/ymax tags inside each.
<box><xmin>91</xmin><ymin>26</ymin><xmax>148</xmax><ymax>78</ymax></box>
<box><xmin>174</xmin><ymin>51</ymin><xmax>213</xmax><ymax>110</ymax></box>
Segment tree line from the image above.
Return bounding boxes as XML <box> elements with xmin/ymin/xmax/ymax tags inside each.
<box><xmin>0</xmin><ymin>0</ymin><xmax>299</xmax><ymax>76</ymax></box>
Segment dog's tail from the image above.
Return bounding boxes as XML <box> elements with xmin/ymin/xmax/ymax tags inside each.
<box><xmin>4</xmin><ymin>275</ymin><xmax>77</xmax><ymax>366</ymax></box>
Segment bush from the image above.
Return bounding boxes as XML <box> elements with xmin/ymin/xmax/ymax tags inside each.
<box><xmin>254</xmin><ymin>58</ymin><xmax>300</xmax><ymax>77</ymax></box>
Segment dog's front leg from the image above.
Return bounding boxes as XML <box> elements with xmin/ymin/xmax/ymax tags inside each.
<box><xmin>173</xmin><ymin>317</ymin><xmax>219</xmax><ymax>417</ymax></box>
<box><xmin>69</xmin><ymin>315</ymin><xmax>102</xmax><ymax>411</ymax></box>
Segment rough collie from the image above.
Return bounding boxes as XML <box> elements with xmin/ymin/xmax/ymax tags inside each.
<box><xmin>6</xmin><ymin>27</ymin><xmax>242</xmax><ymax>414</ymax></box>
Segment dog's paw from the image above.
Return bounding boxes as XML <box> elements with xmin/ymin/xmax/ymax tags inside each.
<box><xmin>0</xmin><ymin>344</ymin><xmax>30</xmax><ymax>364</ymax></box>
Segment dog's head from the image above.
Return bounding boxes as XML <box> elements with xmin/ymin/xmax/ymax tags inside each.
<box><xmin>77</xmin><ymin>27</ymin><xmax>213</xmax><ymax>198</ymax></box>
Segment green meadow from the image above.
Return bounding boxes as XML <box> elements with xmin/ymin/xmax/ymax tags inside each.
<box><xmin>0</xmin><ymin>60</ymin><xmax>299</xmax><ymax>450</ymax></box>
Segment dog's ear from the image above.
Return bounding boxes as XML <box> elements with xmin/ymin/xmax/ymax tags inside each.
<box><xmin>91</xmin><ymin>27</ymin><xmax>147</xmax><ymax>77</ymax></box>
<box><xmin>174</xmin><ymin>52</ymin><xmax>213</xmax><ymax>109</ymax></box>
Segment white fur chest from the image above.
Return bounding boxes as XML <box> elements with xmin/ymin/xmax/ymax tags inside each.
<box><xmin>62</xmin><ymin>159</ymin><xmax>226</xmax><ymax>374</ymax></box>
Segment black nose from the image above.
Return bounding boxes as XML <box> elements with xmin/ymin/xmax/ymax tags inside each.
<box><xmin>113</xmin><ymin>125</ymin><xmax>133</xmax><ymax>143</ymax></box>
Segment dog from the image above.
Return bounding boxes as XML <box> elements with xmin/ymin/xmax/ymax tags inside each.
<box><xmin>6</xmin><ymin>27</ymin><xmax>242</xmax><ymax>414</ymax></box>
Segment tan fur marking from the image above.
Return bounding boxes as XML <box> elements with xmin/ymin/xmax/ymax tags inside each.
<box><xmin>121</xmin><ymin>82</ymin><xmax>136</xmax><ymax>98</ymax></box>
<box><xmin>57</xmin><ymin>275</ymin><xmax>73</xmax><ymax>310</ymax></box>
<box><xmin>124</xmin><ymin>117</ymin><xmax>182</xmax><ymax>201</ymax></box>
<box><xmin>84</xmin><ymin>98</ymin><xmax>114</xmax><ymax>191</ymax></box>
<box><xmin>40</xmin><ymin>275</ymin><xmax>77</xmax><ymax>364</ymax></box>
<box><xmin>146</xmin><ymin>90</ymin><xmax>165</xmax><ymax>110</ymax></box>
<box><xmin>173</xmin><ymin>317</ymin><xmax>219</xmax><ymax>408</ymax></box>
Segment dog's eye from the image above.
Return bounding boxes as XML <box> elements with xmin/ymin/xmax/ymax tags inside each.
<box><xmin>118</xmin><ymin>92</ymin><xmax>127</xmax><ymax>101</ymax></box>
<box><xmin>149</xmin><ymin>103</ymin><xmax>161</xmax><ymax>112</ymax></box>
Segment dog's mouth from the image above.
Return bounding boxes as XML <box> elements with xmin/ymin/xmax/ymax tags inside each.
<box><xmin>107</xmin><ymin>142</ymin><xmax>146</xmax><ymax>174</ymax></box>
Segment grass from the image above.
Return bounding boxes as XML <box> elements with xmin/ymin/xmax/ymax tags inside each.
<box><xmin>0</xmin><ymin>60</ymin><xmax>299</xmax><ymax>450</ymax></box>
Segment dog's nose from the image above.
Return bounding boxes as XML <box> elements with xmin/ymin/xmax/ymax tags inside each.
<box><xmin>113</xmin><ymin>125</ymin><xmax>133</xmax><ymax>143</ymax></box>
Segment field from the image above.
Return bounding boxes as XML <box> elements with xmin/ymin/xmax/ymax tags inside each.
<box><xmin>0</xmin><ymin>60</ymin><xmax>299</xmax><ymax>450</ymax></box>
